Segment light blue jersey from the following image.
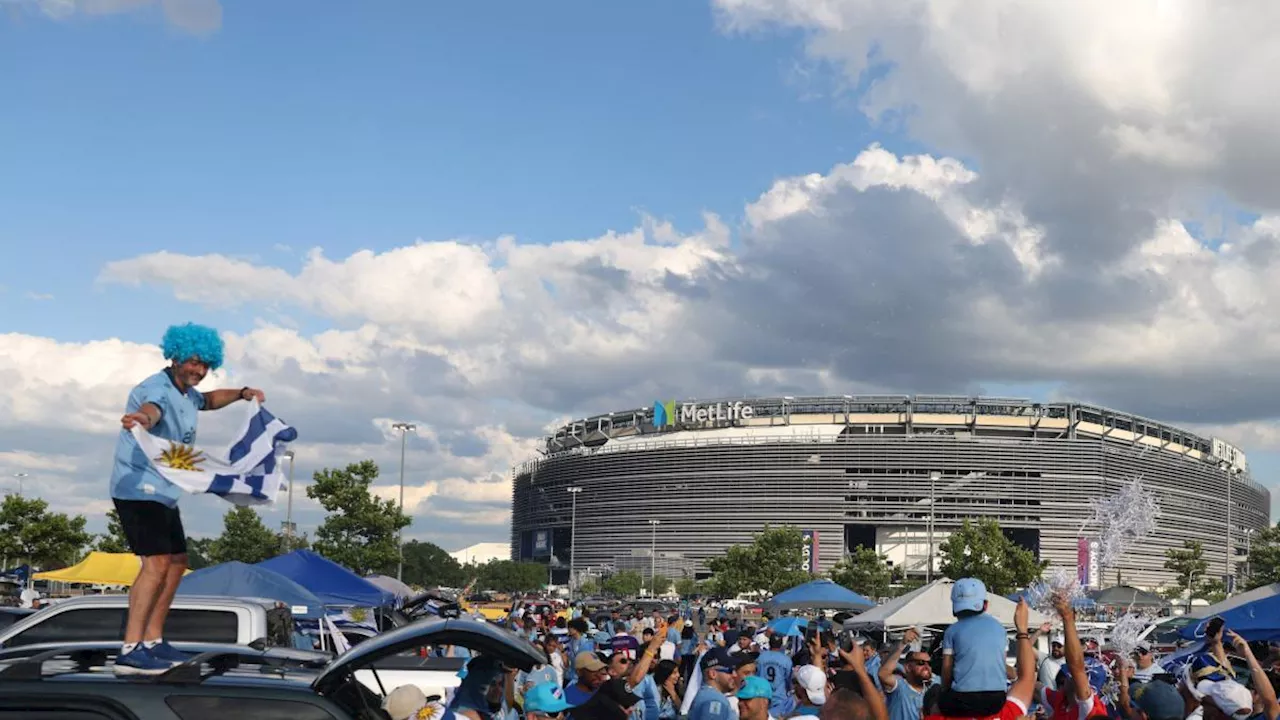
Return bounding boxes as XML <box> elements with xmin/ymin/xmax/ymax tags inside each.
<box><xmin>886</xmin><ymin>678</ymin><xmax>925</xmax><ymax>720</ymax></box>
<box><xmin>755</xmin><ymin>650</ymin><xmax>793</xmax><ymax>716</ymax></box>
<box><xmin>110</xmin><ymin>369</ymin><xmax>205</xmax><ymax>506</ymax></box>
<box><xmin>942</xmin><ymin>612</ymin><xmax>1010</xmax><ymax>692</ymax></box>
<box><xmin>688</xmin><ymin>685</ymin><xmax>736</xmax><ymax>720</ymax></box>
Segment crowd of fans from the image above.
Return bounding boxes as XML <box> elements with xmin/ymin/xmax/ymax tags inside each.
<box><xmin>380</xmin><ymin>579</ymin><xmax>1280</xmax><ymax>720</ymax></box>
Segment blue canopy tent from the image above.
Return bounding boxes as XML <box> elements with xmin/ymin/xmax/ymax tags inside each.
<box><xmin>256</xmin><ymin>550</ymin><xmax>395</xmax><ymax>608</ymax></box>
<box><xmin>177</xmin><ymin>561</ymin><xmax>324</xmax><ymax>619</ymax></box>
<box><xmin>766</xmin><ymin>579</ymin><xmax>875</xmax><ymax>612</ymax></box>
<box><xmin>1179</xmin><ymin>582</ymin><xmax>1280</xmax><ymax>642</ymax></box>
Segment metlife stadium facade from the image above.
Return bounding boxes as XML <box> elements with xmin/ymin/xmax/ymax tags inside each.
<box><xmin>510</xmin><ymin>395</ymin><xmax>1271</xmax><ymax>589</ymax></box>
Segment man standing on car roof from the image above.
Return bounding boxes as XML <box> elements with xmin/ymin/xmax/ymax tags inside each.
<box><xmin>111</xmin><ymin>323</ymin><xmax>265</xmax><ymax>676</ymax></box>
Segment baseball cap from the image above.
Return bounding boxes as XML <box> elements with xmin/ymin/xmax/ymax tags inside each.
<box><xmin>1202</xmin><ymin>679</ymin><xmax>1253</xmax><ymax>717</ymax></box>
<box><xmin>1133</xmin><ymin>679</ymin><xmax>1183</xmax><ymax>720</ymax></box>
<box><xmin>575</xmin><ymin>651</ymin><xmax>606</xmax><ymax>673</ymax></box>
<box><xmin>1051</xmin><ymin>634</ymin><xmax>1065</xmax><ymax>646</ymax></box>
<box><xmin>737</xmin><ymin>675</ymin><xmax>773</xmax><ymax>700</ymax></box>
<box><xmin>794</xmin><ymin>664</ymin><xmax>827</xmax><ymax>705</ymax></box>
<box><xmin>525</xmin><ymin>682</ymin><xmax>577</xmax><ymax>714</ymax></box>
<box><xmin>700</xmin><ymin>646</ymin><xmax>742</xmax><ymax>672</ymax></box>
<box><xmin>610</xmin><ymin>635</ymin><xmax>640</xmax><ymax>658</ymax></box>
<box><xmin>383</xmin><ymin>685</ymin><xmax>430</xmax><ymax>720</ymax></box>
<box><xmin>951</xmin><ymin>578</ymin><xmax>987</xmax><ymax>615</ymax></box>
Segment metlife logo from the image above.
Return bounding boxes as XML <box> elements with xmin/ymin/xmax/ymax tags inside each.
<box><xmin>652</xmin><ymin>400</ymin><xmax>755</xmax><ymax>428</ymax></box>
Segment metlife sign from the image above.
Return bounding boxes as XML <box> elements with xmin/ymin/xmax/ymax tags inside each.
<box><xmin>653</xmin><ymin>400</ymin><xmax>755</xmax><ymax>428</ymax></box>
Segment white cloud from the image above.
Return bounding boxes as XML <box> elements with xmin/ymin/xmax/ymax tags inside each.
<box><xmin>24</xmin><ymin>292</ymin><xmax>53</xmax><ymax>301</ymax></box>
<box><xmin>3</xmin><ymin>0</ymin><xmax>221</xmax><ymax>33</ymax></box>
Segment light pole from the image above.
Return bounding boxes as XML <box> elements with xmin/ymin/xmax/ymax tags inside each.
<box><xmin>392</xmin><ymin>422</ymin><xmax>416</xmax><ymax>581</ymax></box>
<box><xmin>282</xmin><ymin>451</ymin><xmax>295</xmax><ymax>541</ymax></box>
<box><xmin>649</xmin><ymin>519</ymin><xmax>660</xmax><ymax>596</ymax></box>
<box><xmin>567</xmin><ymin>487</ymin><xmax>582</xmax><ymax>600</ymax></box>
<box><xmin>11</xmin><ymin>473</ymin><xmax>28</xmax><ymax>497</ymax></box>
<box><xmin>926</xmin><ymin>471</ymin><xmax>939</xmax><ymax>583</ymax></box>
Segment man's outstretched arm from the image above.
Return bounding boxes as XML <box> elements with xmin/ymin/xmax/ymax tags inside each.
<box><xmin>201</xmin><ymin>387</ymin><xmax>265</xmax><ymax>411</ymax></box>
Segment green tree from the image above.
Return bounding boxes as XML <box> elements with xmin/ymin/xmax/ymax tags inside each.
<box><xmin>0</xmin><ymin>495</ymin><xmax>92</xmax><ymax>569</ymax></box>
<box><xmin>1164</xmin><ymin>540</ymin><xmax>1212</xmax><ymax>606</ymax></box>
<box><xmin>186</xmin><ymin>537</ymin><xmax>214</xmax><ymax>570</ymax></box>
<box><xmin>706</xmin><ymin>525</ymin><xmax>813</xmax><ymax>597</ymax></box>
<box><xmin>937</xmin><ymin>518</ymin><xmax>1046</xmax><ymax>596</ymax></box>
<box><xmin>1244</xmin><ymin>523</ymin><xmax>1280</xmax><ymax>590</ymax></box>
<box><xmin>674</xmin><ymin>577</ymin><xmax>697</xmax><ymax>598</ymax></box>
<box><xmin>829</xmin><ymin>547</ymin><xmax>894</xmax><ymax>599</ymax></box>
<box><xmin>603</xmin><ymin>570</ymin><xmax>644</xmax><ymax>598</ymax></box>
<box><xmin>95</xmin><ymin>509</ymin><xmax>130</xmax><ymax>554</ymax></box>
<box><xmin>277</xmin><ymin>531</ymin><xmax>310</xmax><ymax>555</ymax></box>
<box><xmin>403</xmin><ymin>540</ymin><xmax>465</xmax><ymax>588</ymax></box>
<box><xmin>208</xmin><ymin>506</ymin><xmax>279</xmax><ymax>565</ymax></box>
<box><xmin>474</xmin><ymin>560</ymin><xmax>546</xmax><ymax>593</ymax></box>
<box><xmin>578</xmin><ymin>579</ymin><xmax>601</xmax><ymax>596</ymax></box>
<box><xmin>650</xmin><ymin>574</ymin><xmax>672</xmax><ymax>596</ymax></box>
<box><xmin>307</xmin><ymin>461</ymin><xmax>411</xmax><ymax>575</ymax></box>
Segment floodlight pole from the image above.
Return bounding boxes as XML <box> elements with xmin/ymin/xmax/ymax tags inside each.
<box><xmin>568</xmin><ymin>487</ymin><xmax>582</xmax><ymax>601</ymax></box>
<box><xmin>392</xmin><ymin>422</ymin><xmax>417</xmax><ymax>581</ymax></box>
<box><xmin>649</xmin><ymin>519</ymin><xmax>661</xmax><ymax>595</ymax></box>
<box><xmin>12</xmin><ymin>473</ymin><xmax>27</xmax><ymax>497</ymax></box>
<box><xmin>283</xmin><ymin>451</ymin><xmax>295</xmax><ymax>540</ymax></box>
<box><xmin>927</xmin><ymin>471</ymin><xmax>940</xmax><ymax>583</ymax></box>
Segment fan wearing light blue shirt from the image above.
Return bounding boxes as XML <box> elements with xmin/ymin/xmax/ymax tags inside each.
<box><xmin>755</xmin><ymin>635</ymin><xmax>794</xmax><ymax>717</ymax></box>
<box><xmin>940</xmin><ymin>578</ymin><xmax>1012</xmax><ymax>718</ymax></box>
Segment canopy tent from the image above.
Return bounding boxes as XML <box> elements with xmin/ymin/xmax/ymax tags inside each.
<box><xmin>365</xmin><ymin>574</ymin><xmax>415</xmax><ymax>600</ymax></box>
<box><xmin>1</xmin><ymin>565</ymin><xmax>31</xmax><ymax>583</ymax></box>
<box><xmin>1180</xmin><ymin>582</ymin><xmax>1280</xmax><ymax>642</ymax></box>
<box><xmin>1089</xmin><ymin>585</ymin><xmax>1169</xmax><ymax>609</ymax></box>
<box><xmin>1188</xmin><ymin>582</ymin><xmax>1279</xmax><ymax>619</ymax></box>
<box><xmin>31</xmin><ymin>551</ymin><xmax>187</xmax><ymax>586</ymax></box>
<box><xmin>848</xmin><ymin>578</ymin><xmax>1047</xmax><ymax>630</ymax></box>
<box><xmin>256</xmin><ymin>550</ymin><xmax>394</xmax><ymax>607</ymax></box>
<box><xmin>177</xmin><ymin>561</ymin><xmax>325</xmax><ymax>618</ymax></box>
<box><xmin>766</xmin><ymin>579</ymin><xmax>875</xmax><ymax>612</ymax></box>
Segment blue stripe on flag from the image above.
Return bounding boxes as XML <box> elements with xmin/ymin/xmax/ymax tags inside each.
<box><xmin>209</xmin><ymin>475</ymin><xmax>237</xmax><ymax>495</ymax></box>
<box><xmin>228</xmin><ymin>408</ymin><xmax>276</xmax><ymax>464</ymax></box>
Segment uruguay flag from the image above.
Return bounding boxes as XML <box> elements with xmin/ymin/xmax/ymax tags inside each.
<box><xmin>130</xmin><ymin>400</ymin><xmax>298</xmax><ymax>507</ymax></box>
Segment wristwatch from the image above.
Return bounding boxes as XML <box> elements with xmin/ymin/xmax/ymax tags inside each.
<box><xmin>240</xmin><ymin>387</ymin><xmax>252</xmax><ymax>400</ymax></box>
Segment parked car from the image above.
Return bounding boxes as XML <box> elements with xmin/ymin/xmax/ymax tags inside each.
<box><xmin>0</xmin><ymin>615</ymin><xmax>548</xmax><ymax>719</ymax></box>
<box><xmin>0</xmin><ymin>594</ymin><xmax>296</xmax><ymax>650</ymax></box>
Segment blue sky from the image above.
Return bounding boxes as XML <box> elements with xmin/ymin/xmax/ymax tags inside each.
<box><xmin>2</xmin><ymin>0</ymin><xmax>1277</xmax><ymax>547</ymax></box>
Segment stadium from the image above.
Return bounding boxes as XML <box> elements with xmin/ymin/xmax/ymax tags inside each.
<box><xmin>510</xmin><ymin>395</ymin><xmax>1271</xmax><ymax>590</ymax></box>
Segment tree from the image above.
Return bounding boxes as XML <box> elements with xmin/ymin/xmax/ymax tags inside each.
<box><xmin>1244</xmin><ymin>522</ymin><xmax>1280</xmax><ymax>590</ymax></box>
<box><xmin>674</xmin><ymin>577</ymin><xmax>697</xmax><ymax>598</ymax></box>
<box><xmin>937</xmin><ymin>518</ymin><xmax>1046</xmax><ymax>596</ymax></box>
<box><xmin>829</xmin><ymin>547</ymin><xmax>894</xmax><ymax>599</ymax></box>
<box><xmin>706</xmin><ymin>525</ymin><xmax>813</xmax><ymax>597</ymax></box>
<box><xmin>602</xmin><ymin>570</ymin><xmax>644</xmax><ymax>598</ymax></box>
<box><xmin>403</xmin><ymin>540</ymin><xmax>465</xmax><ymax>589</ymax></box>
<box><xmin>208</xmin><ymin>506</ymin><xmax>279</xmax><ymax>565</ymax></box>
<box><xmin>474</xmin><ymin>560</ymin><xmax>546</xmax><ymax>593</ymax></box>
<box><xmin>95</xmin><ymin>509</ymin><xmax>130</xmax><ymax>554</ymax></box>
<box><xmin>1164</xmin><ymin>539</ymin><xmax>1211</xmax><ymax>606</ymax></box>
<box><xmin>187</xmin><ymin>537</ymin><xmax>214</xmax><ymax>570</ymax></box>
<box><xmin>0</xmin><ymin>495</ymin><xmax>92</xmax><ymax>569</ymax></box>
<box><xmin>650</xmin><ymin>574</ymin><xmax>672</xmax><ymax>596</ymax></box>
<box><xmin>277</xmin><ymin>531</ymin><xmax>310</xmax><ymax>555</ymax></box>
<box><xmin>307</xmin><ymin>461</ymin><xmax>411</xmax><ymax>575</ymax></box>
<box><xmin>578</xmin><ymin>579</ymin><xmax>601</xmax><ymax>596</ymax></box>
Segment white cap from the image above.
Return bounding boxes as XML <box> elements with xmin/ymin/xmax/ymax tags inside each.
<box><xmin>383</xmin><ymin>685</ymin><xmax>428</xmax><ymax>720</ymax></box>
<box><xmin>794</xmin><ymin>664</ymin><xmax>827</xmax><ymax>706</ymax></box>
<box><xmin>1202</xmin><ymin>679</ymin><xmax>1254</xmax><ymax>717</ymax></box>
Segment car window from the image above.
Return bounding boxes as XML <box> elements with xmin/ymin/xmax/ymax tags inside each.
<box><xmin>4</xmin><ymin>608</ymin><xmax>125</xmax><ymax>647</ymax></box>
<box><xmin>0</xmin><ymin>712</ymin><xmax>122</xmax><ymax>719</ymax></box>
<box><xmin>163</xmin><ymin>609</ymin><xmax>239</xmax><ymax>643</ymax></box>
<box><xmin>166</xmin><ymin>696</ymin><xmax>340</xmax><ymax>719</ymax></box>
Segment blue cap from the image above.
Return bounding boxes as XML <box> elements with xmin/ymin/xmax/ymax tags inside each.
<box><xmin>737</xmin><ymin>676</ymin><xmax>772</xmax><ymax>700</ymax></box>
<box><xmin>951</xmin><ymin>578</ymin><xmax>987</xmax><ymax>614</ymax></box>
<box><xmin>1133</xmin><ymin>679</ymin><xmax>1183</xmax><ymax>720</ymax></box>
<box><xmin>525</xmin><ymin>682</ymin><xmax>577</xmax><ymax>713</ymax></box>
<box><xmin>700</xmin><ymin>646</ymin><xmax>742</xmax><ymax>672</ymax></box>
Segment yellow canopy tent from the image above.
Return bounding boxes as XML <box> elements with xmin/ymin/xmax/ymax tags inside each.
<box><xmin>33</xmin><ymin>551</ymin><xmax>191</xmax><ymax>586</ymax></box>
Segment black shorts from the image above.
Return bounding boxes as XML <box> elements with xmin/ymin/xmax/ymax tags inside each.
<box><xmin>113</xmin><ymin>499</ymin><xmax>188</xmax><ymax>556</ymax></box>
<box><xmin>940</xmin><ymin>689</ymin><xmax>1008</xmax><ymax>718</ymax></box>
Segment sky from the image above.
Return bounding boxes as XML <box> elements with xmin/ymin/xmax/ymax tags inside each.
<box><xmin>3</xmin><ymin>0</ymin><xmax>1280</xmax><ymax>551</ymax></box>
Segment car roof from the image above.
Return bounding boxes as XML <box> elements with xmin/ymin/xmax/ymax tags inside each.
<box><xmin>42</xmin><ymin>594</ymin><xmax>281</xmax><ymax>609</ymax></box>
<box><xmin>0</xmin><ymin>645</ymin><xmax>324</xmax><ymax>689</ymax></box>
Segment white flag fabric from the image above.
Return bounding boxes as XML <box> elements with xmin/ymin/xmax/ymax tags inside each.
<box><xmin>130</xmin><ymin>399</ymin><xmax>298</xmax><ymax>507</ymax></box>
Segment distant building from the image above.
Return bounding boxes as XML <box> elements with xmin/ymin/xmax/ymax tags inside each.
<box><xmin>450</xmin><ymin>542</ymin><xmax>509</xmax><ymax>566</ymax></box>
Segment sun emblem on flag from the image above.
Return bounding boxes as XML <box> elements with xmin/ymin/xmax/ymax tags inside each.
<box><xmin>155</xmin><ymin>441</ymin><xmax>205</xmax><ymax>471</ymax></box>
<box><xmin>414</xmin><ymin>702</ymin><xmax>444</xmax><ymax>720</ymax></box>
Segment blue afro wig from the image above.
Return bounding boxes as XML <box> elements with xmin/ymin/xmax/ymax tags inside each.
<box><xmin>161</xmin><ymin>323</ymin><xmax>224</xmax><ymax>370</ymax></box>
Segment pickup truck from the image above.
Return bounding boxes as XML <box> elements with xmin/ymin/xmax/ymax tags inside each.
<box><xmin>0</xmin><ymin>594</ymin><xmax>295</xmax><ymax>649</ymax></box>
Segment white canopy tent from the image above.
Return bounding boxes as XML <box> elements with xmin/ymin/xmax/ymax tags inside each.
<box><xmin>846</xmin><ymin>578</ymin><xmax>1047</xmax><ymax>630</ymax></box>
